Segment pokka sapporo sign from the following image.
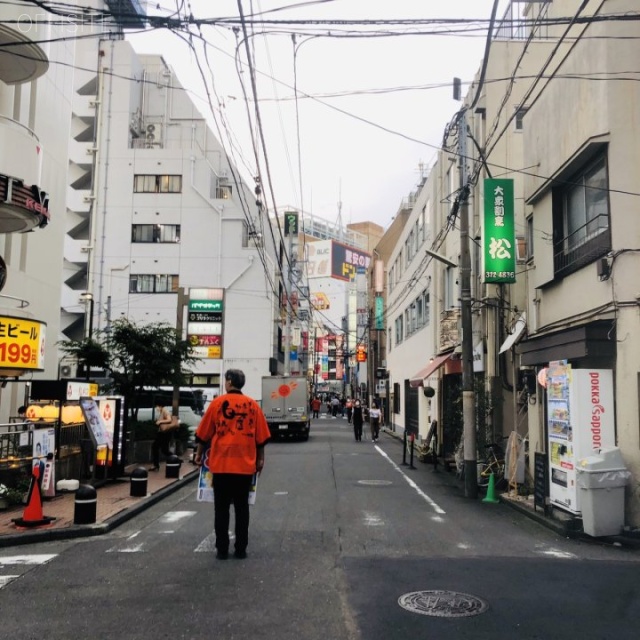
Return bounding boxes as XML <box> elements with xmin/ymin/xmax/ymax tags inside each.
<box><xmin>483</xmin><ymin>179</ymin><xmax>516</xmax><ymax>284</ymax></box>
<box><xmin>187</xmin><ymin>288</ymin><xmax>224</xmax><ymax>359</ymax></box>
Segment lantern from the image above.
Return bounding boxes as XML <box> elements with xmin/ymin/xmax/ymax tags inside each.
<box><xmin>61</xmin><ymin>404</ymin><xmax>83</xmax><ymax>424</ymax></box>
<box><xmin>26</xmin><ymin>405</ymin><xmax>43</xmax><ymax>420</ymax></box>
<box><xmin>41</xmin><ymin>405</ymin><xmax>59</xmax><ymax>422</ymax></box>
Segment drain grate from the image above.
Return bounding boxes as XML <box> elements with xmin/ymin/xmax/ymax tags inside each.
<box><xmin>398</xmin><ymin>590</ymin><xmax>489</xmax><ymax>618</ymax></box>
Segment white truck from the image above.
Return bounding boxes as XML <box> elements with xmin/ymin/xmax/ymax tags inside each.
<box><xmin>261</xmin><ymin>375</ymin><xmax>310</xmax><ymax>441</ymax></box>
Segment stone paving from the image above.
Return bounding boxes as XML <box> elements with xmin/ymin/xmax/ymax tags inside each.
<box><xmin>0</xmin><ymin>457</ymin><xmax>199</xmax><ymax>546</ymax></box>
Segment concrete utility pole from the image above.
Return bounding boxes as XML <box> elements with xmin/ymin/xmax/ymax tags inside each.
<box><xmin>284</xmin><ymin>227</ymin><xmax>293</xmax><ymax>376</ymax></box>
<box><xmin>172</xmin><ymin>287</ymin><xmax>188</xmax><ymax>418</ymax></box>
<box><xmin>458</xmin><ymin>109</ymin><xmax>478</xmax><ymax>499</ymax></box>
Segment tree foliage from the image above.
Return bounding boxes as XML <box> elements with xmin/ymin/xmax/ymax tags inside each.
<box><xmin>58</xmin><ymin>318</ymin><xmax>199</xmax><ymax>418</ymax></box>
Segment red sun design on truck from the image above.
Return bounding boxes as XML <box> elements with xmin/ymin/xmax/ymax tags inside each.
<box><xmin>271</xmin><ymin>381</ymin><xmax>298</xmax><ymax>399</ymax></box>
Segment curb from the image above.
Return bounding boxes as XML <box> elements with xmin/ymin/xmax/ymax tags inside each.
<box><xmin>0</xmin><ymin>470</ymin><xmax>199</xmax><ymax>549</ymax></box>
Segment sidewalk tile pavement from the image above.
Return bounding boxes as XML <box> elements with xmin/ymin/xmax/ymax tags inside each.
<box><xmin>0</xmin><ymin>457</ymin><xmax>199</xmax><ymax>548</ymax></box>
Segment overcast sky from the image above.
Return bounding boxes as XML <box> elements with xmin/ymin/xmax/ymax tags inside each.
<box><xmin>129</xmin><ymin>1</ymin><xmax>509</xmax><ymax>229</ymax></box>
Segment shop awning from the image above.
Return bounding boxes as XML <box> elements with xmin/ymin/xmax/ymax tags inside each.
<box><xmin>499</xmin><ymin>313</ymin><xmax>526</xmax><ymax>354</ymax></box>
<box><xmin>409</xmin><ymin>353</ymin><xmax>453</xmax><ymax>388</ymax></box>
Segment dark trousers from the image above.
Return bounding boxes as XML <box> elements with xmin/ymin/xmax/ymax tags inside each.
<box><xmin>151</xmin><ymin>430</ymin><xmax>172</xmax><ymax>468</ymax></box>
<box><xmin>212</xmin><ymin>473</ymin><xmax>252</xmax><ymax>553</ymax></box>
<box><xmin>353</xmin><ymin>421</ymin><xmax>363</xmax><ymax>441</ymax></box>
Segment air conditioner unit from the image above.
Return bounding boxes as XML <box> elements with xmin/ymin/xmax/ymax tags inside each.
<box><xmin>146</xmin><ymin>124</ymin><xmax>156</xmax><ymax>134</ymax></box>
<box><xmin>60</xmin><ymin>364</ymin><xmax>74</xmax><ymax>378</ymax></box>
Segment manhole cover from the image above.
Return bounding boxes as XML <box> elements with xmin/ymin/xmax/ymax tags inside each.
<box><xmin>398</xmin><ymin>590</ymin><xmax>489</xmax><ymax>618</ymax></box>
<box><xmin>357</xmin><ymin>480</ymin><xmax>392</xmax><ymax>486</ymax></box>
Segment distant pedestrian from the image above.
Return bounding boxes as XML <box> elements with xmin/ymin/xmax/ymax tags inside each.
<box><xmin>195</xmin><ymin>369</ymin><xmax>270</xmax><ymax>560</ymax></box>
<box><xmin>311</xmin><ymin>396</ymin><xmax>321</xmax><ymax>419</ymax></box>
<box><xmin>331</xmin><ymin>396</ymin><xmax>340</xmax><ymax>418</ymax></box>
<box><xmin>346</xmin><ymin>398</ymin><xmax>353</xmax><ymax>423</ymax></box>
<box><xmin>369</xmin><ymin>401</ymin><xmax>382</xmax><ymax>442</ymax></box>
<box><xmin>150</xmin><ymin>405</ymin><xmax>174</xmax><ymax>471</ymax></box>
<box><xmin>352</xmin><ymin>400</ymin><xmax>364</xmax><ymax>442</ymax></box>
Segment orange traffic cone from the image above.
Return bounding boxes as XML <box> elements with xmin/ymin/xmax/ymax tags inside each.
<box><xmin>12</xmin><ymin>464</ymin><xmax>55</xmax><ymax>528</ymax></box>
<box><xmin>482</xmin><ymin>473</ymin><xmax>500</xmax><ymax>504</ymax></box>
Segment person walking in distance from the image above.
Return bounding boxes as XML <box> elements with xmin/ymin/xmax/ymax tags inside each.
<box><xmin>369</xmin><ymin>401</ymin><xmax>382</xmax><ymax>442</ymax></box>
<box><xmin>311</xmin><ymin>396</ymin><xmax>321</xmax><ymax>419</ymax></box>
<box><xmin>150</xmin><ymin>404</ymin><xmax>173</xmax><ymax>471</ymax></box>
<box><xmin>352</xmin><ymin>399</ymin><xmax>364</xmax><ymax>442</ymax></box>
<box><xmin>195</xmin><ymin>369</ymin><xmax>270</xmax><ymax>560</ymax></box>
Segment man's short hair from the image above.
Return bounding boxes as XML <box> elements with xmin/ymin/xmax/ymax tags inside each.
<box><xmin>225</xmin><ymin>369</ymin><xmax>245</xmax><ymax>390</ymax></box>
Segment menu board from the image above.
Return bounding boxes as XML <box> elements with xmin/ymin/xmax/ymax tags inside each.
<box><xmin>79</xmin><ymin>396</ymin><xmax>109</xmax><ymax>447</ymax></box>
<box><xmin>534</xmin><ymin>452</ymin><xmax>548</xmax><ymax>513</ymax></box>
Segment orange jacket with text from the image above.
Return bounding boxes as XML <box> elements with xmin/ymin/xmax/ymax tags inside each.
<box><xmin>196</xmin><ymin>390</ymin><xmax>270</xmax><ymax>475</ymax></box>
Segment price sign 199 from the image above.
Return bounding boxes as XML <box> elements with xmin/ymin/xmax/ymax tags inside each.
<box><xmin>0</xmin><ymin>341</ymin><xmax>34</xmax><ymax>365</ymax></box>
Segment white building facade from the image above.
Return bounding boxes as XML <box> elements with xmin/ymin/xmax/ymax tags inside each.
<box><xmin>65</xmin><ymin>38</ymin><xmax>275</xmax><ymax>400</ymax></box>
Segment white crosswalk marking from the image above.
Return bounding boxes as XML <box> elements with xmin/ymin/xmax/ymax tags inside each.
<box><xmin>195</xmin><ymin>531</ymin><xmax>235</xmax><ymax>553</ymax></box>
<box><xmin>0</xmin><ymin>554</ymin><xmax>56</xmax><ymax>566</ymax></box>
<box><xmin>0</xmin><ymin>576</ymin><xmax>20</xmax><ymax>588</ymax></box>
<box><xmin>160</xmin><ymin>511</ymin><xmax>196</xmax><ymax>523</ymax></box>
<box><xmin>0</xmin><ymin>554</ymin><xmax>57</xmax><ymax>591</ymax></box>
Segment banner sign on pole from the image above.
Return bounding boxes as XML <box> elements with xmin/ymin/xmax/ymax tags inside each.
<box><xmin>483</xmin><ymin>179</ymin><xmax>516</xmax><ymax>283</ymax></box>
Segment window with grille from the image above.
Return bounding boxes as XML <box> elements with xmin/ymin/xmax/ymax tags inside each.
<box><xmin>133</xmin><ymin>175</ymin><xmax>182</xmax><ymax>193</ymax></box>
<box><xmin>552</xmin><ymin>152</ymin><xmax>610</xmax><ymax>277</ymax></box>
<box><xmin>129</xmin><ymin>274</ymin><xmax>179</xmax><ymax>293</ymax></box>
<box><xmin>132</xmin><ymin>224</ymin><xmax>181</xmax><ymax>243</ymax></box>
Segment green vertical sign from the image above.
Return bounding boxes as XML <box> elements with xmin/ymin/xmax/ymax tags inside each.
<box><xmin>375</xmin><ymin>296</ymin><xmax>384</xmax><ymax>330</ymax></box>
<box><xmin>483</xmin><ymin>179</ymin><xmax>516</xmax><ymax>283</ymax></box>
<box><xmin>284</xmin><ymin>211</ymin><xmax>299</xmax><ymax>236</ymax></box>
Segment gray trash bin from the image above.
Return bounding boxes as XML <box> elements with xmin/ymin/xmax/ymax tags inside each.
<box><xmin>576</xmin><ymin>447</ymin><xmax>631</xmax><ymax>537</ymax></box>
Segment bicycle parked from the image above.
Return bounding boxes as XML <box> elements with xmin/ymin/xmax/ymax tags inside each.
<box><xmin>477</xmin><ymin>441</ymin><xmax>506</xmax><ymax>488</ymax></box>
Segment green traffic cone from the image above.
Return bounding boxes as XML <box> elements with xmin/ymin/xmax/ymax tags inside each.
<box><xmin>482</xmin><ymin>473</ymin><xmax>500</xmax><ymax>503</ymax></box>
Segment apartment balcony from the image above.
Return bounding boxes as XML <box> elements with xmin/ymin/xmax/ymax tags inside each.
<box><xmin>66</xmin><ymin>188</ymin><xmax>92</xmax><ymax>215</ymax></box>
<box><xmin>0</xmin><ymin>116</ymin><xmax>49</xmax><ymax>232</ymax></box>
<box><xmin>64</xmin><ymin>237</ymin><xmax>91</xmax><ymax>266</ymax></box>
<box><xmin>72</xmin><ymin>94</ymin><xmax>98</xmax><ymax>120</ymax></box>
<box><xmin>0</xmin><ymin>6</ymin><xmax>49</xmax><ymax>84</ymax></box>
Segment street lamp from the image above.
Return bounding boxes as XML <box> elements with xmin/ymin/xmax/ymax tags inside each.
<box><xmin>80</xmin><ymin>292</ymin><xmax>94</xmax><ymax>341</ymax></box>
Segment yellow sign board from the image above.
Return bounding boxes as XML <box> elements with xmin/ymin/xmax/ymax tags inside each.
<box><xmin>0</xmin><ymin>315</ymin><xmax>46</xmax><ymax>370</ymax></box>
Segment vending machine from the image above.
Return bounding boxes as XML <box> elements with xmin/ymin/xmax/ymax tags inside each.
<box><xmin>547</xmin><ymin>362</ymin><xmax>615</xmax><ymax>514</ymax></box>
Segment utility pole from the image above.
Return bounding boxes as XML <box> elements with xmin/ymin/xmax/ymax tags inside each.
<box><xmin>458</xmin><ymin>108</ymin><xmax>478</xmax><ymax>499</ymax></box>
<box><xmin>172</xmin><ymin>287</ymin><xmax>188</xmax><ymax>418</ymax></box>
<box><xmin>283</xmin><ymin>212</ymin><xmax>299</xmax><ymax>376</ymax></box>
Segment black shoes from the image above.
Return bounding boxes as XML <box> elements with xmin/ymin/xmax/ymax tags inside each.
<box><xmin>216</xmin><ymin>550</ymin><xmax>229</xmax><ymax>560</ymax></box>
<box><xmin>234</xmin><ymin>550</ymin><xmax>247</xmax><ymax>559</ymax></box>
<box><xmin>149</xmin><ymin>466</ymin><xmax>159</xmax><ymax>472</ymax></box>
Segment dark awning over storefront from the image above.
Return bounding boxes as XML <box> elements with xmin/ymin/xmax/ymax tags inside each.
<box><xmin>409</xmin><ymin>353</ymin><xmax>452</xmax><ymax>388</ymax></box>
<box><xmin>516</xmin><ymin>320</ymin><xmax>616</xmax><ymax>366</ymax></box>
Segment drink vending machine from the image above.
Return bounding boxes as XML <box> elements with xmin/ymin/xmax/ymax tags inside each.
<box><xmin>546</xmin><ymin>361</ymin><xmax>615</xmax><ymax>514</ymax></box>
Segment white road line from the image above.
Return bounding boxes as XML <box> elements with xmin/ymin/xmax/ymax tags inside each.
<box><xmin>539</xmin><ymin>548</ymin><xmax>577</xmax><ymax>559</ymax></box>
<box><xmin>0</xmin><ymin>554</ymin><xmax>57</xmax><ymax>566</ymax></box>
<box><xmin>195</xmin><ymin>530</ymin><xmax>235</xmax><ymax>553</ymax></box>
<box><xmin>375</xmin><ymin>445</ymin><xmax>446</xmax><ymax>515</ymax></box>
<box><xmin>363</xmin><ymin>511</ymin><xmax>385</xmax><ymax>526</ymax></box>
<box><xmin>111</xmin><ymin>543</ymin><xmax>146</xmax><ymax>553</ymax></box>
<box><xmin>160</xmin><ymin>511</ymin><xmax>196</xmax><ymax>523</ymax></box>
<box><xmin>0</xmin><ymin>576</ymin><xmax>19</xmax><ymax>589</ymax></box>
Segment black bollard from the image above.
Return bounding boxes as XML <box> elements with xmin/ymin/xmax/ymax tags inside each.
<box><xmin>409</xmin><ymin>434</ymin><xmax>416</xmax><ymax>470</ymax></box>
<box><xmin>165</xmin><ymin>454</ymin><xmax>182</xmax><ymax>479</ymax></box>
<box><xmin>130</xmin><ymin>466</ymin><xmax>148</xmax><ymax>497</ymax></box>
<box><xmin>74</xmin><ymin>484</ymin><xmax>97</xmax><ymax>525</ymax></box>
<box><xmin>401</xmin><ymin>431</ymin><xmax>409</xmax><ymax>466</ymax></box>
